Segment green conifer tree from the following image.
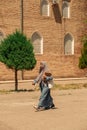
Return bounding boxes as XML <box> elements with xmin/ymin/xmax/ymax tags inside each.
<box><xmin>79</xmin><ymin>35</ymin><xmax>87</xmax><ymax>69</ymax></box>
<box><xmin>0</xmin><ymin>30</ymin><xmax>36</xmax><ymax>91</ymax></box>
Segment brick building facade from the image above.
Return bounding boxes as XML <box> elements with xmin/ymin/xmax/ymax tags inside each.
<box><xmin>0</xmin><ymin>0</ymin><xmax>87</xmax><ymax>80</ymax></box>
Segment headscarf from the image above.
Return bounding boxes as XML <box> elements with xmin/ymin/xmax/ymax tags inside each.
<box><xmin>39</xmin><ymin>61</ymin><xmax>49</xmax><ymax>73</ymax></box>
<box><xmin>35</xmin><ymin>61</ymin><xmax>51</xmax><ymax>83</ymax></box>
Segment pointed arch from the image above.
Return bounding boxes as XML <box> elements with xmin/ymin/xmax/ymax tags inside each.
<box><xmin>64</xmin><ymin>33</ymin><xmax>74</xmax><ymax>55</ymax></box>
<box><xmin>31</xmin><ymin>32</ymin><xmax>43</xmax><ymax>54</ymax></box>
<box><xmin>40</xmin><ymin>0</ymin><xmax>50</xmax><ymax>16</ymax></box>
<box><xmin>62</xmin><ymin>1</ymin><xmax>70</xmax><ymax>18</ymax></box>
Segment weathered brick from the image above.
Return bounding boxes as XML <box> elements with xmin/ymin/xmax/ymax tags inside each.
<box><xmin>0</xmin><ymin>0</ymin><xmax>87</xmax><ymax>80</ymax></box>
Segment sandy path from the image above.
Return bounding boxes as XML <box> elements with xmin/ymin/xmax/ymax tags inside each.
<box><xmin>0</xmin><ymin>89</ymin><xmax>87</xmax><ymax>130</ymax></box>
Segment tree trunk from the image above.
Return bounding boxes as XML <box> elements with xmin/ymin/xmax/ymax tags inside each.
<box><xmin>15</xmin><ymin>69</ymin><xmax>18</xmax><ymax>91</ymax></box>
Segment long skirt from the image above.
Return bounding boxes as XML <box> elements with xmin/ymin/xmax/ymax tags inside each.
<box><xmin>38</xmin><ymin>82</ymin><xmax>54</xmax><ymax>109</ymax></box>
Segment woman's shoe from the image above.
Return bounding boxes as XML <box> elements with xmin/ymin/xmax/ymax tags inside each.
<box><xmin>33</xmin><ymin>105</ymin><xmax>38</xmax><ymax>110</ymax></box>
<box><xmin>50</xmin><ymin>104</ymin><xmax>55</xmax><ymax>109</ymax></box>
<box><xmin>37</xmin><ymin>107</ymin><xmax>45</xmax><ymax>111</ymax></box>
<box><xmin>33</xmin><ymin>105</ymin><xmax>45</xmax><ymax>111</ymax></box>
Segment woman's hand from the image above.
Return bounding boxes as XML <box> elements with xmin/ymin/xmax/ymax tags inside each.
<box><xmin>32</xmin><ymin>82</ymin><xmax>35</xmax><ymax>85</ymax></box>
<box><xmin>42</xmin><ymin>74</ymin><xmax>47</xmax><ymax>81</ymax></box>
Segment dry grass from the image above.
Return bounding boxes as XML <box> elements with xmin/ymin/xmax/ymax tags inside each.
<box><xmin>0</xmin><ymin>90</ymin><xmax>11</xmax><ymax>94</ymax></box>
<box><xmin>0</xmin><ymin>83</ymin><xmax>87</xmax><ymax>94</ymax></box>
<box><xmin>53</xmin><ymin>83</ymin><xmax>87</xmax><ymax>90</ymax></box>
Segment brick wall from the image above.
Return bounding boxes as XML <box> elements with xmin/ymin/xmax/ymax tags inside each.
<box><xmin>0</xmin><ymin>0</ymin><xmax>87</xmax><ymax>80</ymax></box>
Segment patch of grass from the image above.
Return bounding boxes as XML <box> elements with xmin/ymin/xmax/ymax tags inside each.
<box><xmin>0</xmin><ymin>90</ymin><xmax>11</xmax><ymax>94</ymax></box>
<box><xmin>52</xmin><ymin>83</ymin><xmax>87</xmax><ymax>90</ymax></box>
<box><xmin>0</xmin><ymin>83</ymin><xmax>87</xmax><ymax>94</ymax></box>
<box><xmin>0</xmin><ymin>89</ymin><xmax>35</xmax><ymax>94</ymax></box>
<box><xmin>83</xmin><ymin>84</ymin><xmax>87</xmax><ymax>88</ymax></box>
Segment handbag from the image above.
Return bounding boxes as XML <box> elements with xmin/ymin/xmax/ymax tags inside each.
<box><xmin>48</xmin><ymin>80</ymin><xmax>54</xmax><ymax>89</ymax></box>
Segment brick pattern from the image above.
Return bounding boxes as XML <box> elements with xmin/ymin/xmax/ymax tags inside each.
<box><xmin>0</xmin><ymin>0</ymin><xmax>87</xmax><ymax>80</ymax></box>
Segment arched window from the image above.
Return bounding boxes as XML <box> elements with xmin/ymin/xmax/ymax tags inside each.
<box><xmin>64</xmin><ymin>33</ymin><xmax>74</xmax><ymax>55</ymax></box>
<box><xmin>31</xmin><ymin>32</ymin><xmax>43</xmax><ymax>54</ymax></box>
<box><xmin>0</xmin><ymin>31</ymin><xmax>4</xmax><ymax>43</ymax></box>
<box><xmin>41</xmin><ymin>0</ymin><xmax>50</xmax><ymax>16</ymax></box>
<box><xmin>62</xmin><ymin>1</ymin><xmax>70</xmax><ymax>18</ymax></box>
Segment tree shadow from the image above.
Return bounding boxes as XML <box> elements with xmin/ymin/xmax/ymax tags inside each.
<box><xmin>52</xmin><ymin>3</ymin><xmax>62</xmax><ymax>23</ymax></box>
<box><xmin>10</xmin><ymin>89</ymin><xmax>35</xmax><ymax>92</ymax></box>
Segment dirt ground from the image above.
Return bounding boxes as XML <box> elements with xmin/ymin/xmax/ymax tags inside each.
<box><xmin>0</xmin><ymin>83</ymin><xmax>87</xmax><ymax>130</ymax></box>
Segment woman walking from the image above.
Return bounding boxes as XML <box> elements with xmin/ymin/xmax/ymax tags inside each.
<box><xmin>32</xmin><ymin>61</ymin><xmax>55</xmax><ymax>111</ymax></box>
